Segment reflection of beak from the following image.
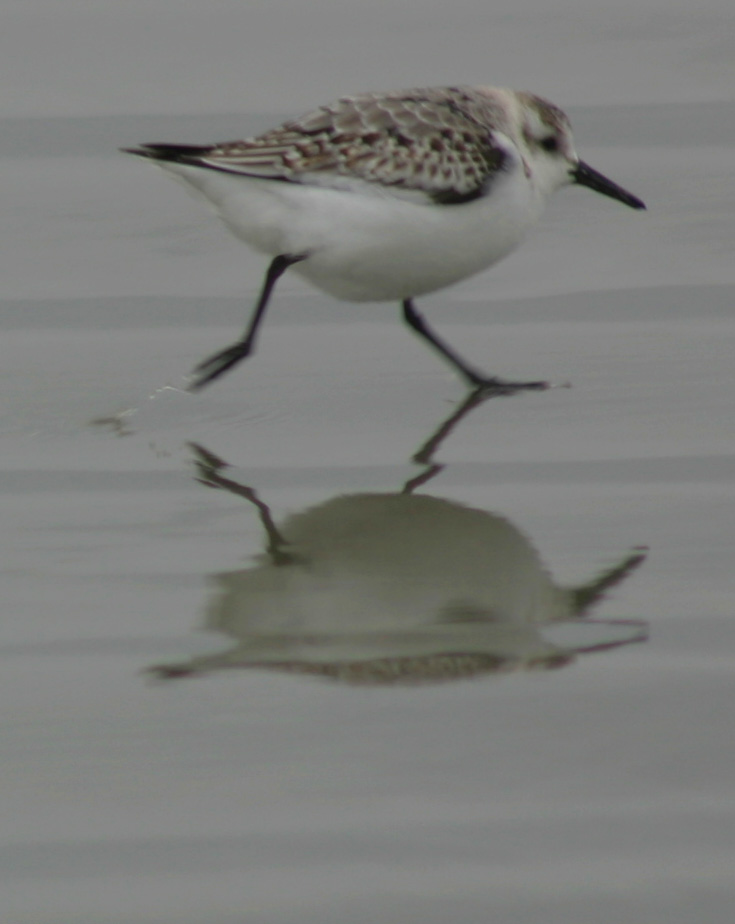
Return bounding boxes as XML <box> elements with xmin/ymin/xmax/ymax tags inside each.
<box><xmin>572</xmin><ymin>161</ymin><xmax>646</xmax><ymax>210</ymax></box>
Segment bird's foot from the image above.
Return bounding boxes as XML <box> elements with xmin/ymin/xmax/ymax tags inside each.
<box><xmin>187</xmin><ymin>340</ymin><xmax>253</xmax><ymax>392</ymax></box>
<box><xmin>464</xmin><ymin>374</ymin><xmax>551</xmax><ymax>397</ymax></box>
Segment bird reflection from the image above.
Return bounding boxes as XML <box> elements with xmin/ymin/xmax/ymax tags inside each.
<box><xmin>148</xmin><ymin>391</ymin><xmax>647</xmax><ymax>684</ymax></box>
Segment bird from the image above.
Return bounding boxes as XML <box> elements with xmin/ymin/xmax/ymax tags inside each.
<box><xmin>123</xmin><ymin>85</ymin><xmax>645</xmax><ymax>393</ymax></box>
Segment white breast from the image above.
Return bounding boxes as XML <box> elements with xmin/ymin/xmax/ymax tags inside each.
<box><xmin>157</xmin><ymin>153</ymin><xmax>544</xmax><ymax>303</ymax></box>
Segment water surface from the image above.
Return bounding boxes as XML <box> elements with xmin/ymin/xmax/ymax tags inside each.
<box><xmin>2</xmin><ymin>3</ymin><xmax>734</xmax><ymax>922</ymax></box>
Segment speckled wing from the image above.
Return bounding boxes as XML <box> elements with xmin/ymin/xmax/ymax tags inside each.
<box><xmin>134</xmin><ymin>89</ymin><xmax>511</xmax><ymax>205</ymax></box>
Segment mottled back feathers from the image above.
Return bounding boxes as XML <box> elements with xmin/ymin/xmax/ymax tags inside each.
<box><xmin>126</xmin><ymin>86</ymin><xmax>525</xmax><ymax>204</ymax></box>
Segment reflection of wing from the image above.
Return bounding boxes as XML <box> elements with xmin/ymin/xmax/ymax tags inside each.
<box><xmin>125</xmin><ymin>87</ymin><xmax>510</xmax><ymax>205</ymax></box>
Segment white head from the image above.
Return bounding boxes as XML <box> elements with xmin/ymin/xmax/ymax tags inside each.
<box><xmin>505</xmin><ymin>90</ymin><xmax>645</xmax><ymax>209</ymax></box>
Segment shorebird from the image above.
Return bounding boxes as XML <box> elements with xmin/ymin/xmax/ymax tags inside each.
<box><xmin>124</xmin><ymin>85</ymin><xmax>645</xmax><ymax>392</ymax></box>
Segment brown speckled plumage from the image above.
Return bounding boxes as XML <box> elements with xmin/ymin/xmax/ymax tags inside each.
<box><xmin>132</xmin><ymin>86</ymin><xmax>526</xmax><ymax>201</ymax></box>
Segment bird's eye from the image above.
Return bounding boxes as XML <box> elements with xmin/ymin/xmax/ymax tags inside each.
<box><xmin>540</xmin><ymin>136</ymin><xmax>560</xmax><ymax>153</ymax></box>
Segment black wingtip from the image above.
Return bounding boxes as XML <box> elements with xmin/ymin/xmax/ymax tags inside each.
<box><xmin>120</xmin><ymin>146</ymin><xmax>149</xmax><ymax>157</ymax></box>
<box><xmin>120</xmin><ymin>143</ymin><xmax>213</xmax><ymax>163</ymax></box>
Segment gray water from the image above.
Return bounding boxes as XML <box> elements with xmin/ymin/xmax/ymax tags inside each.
<box><xmin>2</xmin><ymin>2</ymin><xmax>734</xmax><ymax>922</ymax></box>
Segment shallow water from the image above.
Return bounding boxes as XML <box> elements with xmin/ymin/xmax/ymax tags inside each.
<box><xmin>2</xmin><ymin>3</ymin><xmax>735</xmax><ymax>922</ymax></box>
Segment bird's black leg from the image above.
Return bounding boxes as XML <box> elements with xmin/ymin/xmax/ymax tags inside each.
<box><xmin>401</xmin><ymin>298</ymin><xmax>548</xmax><ymax>395</ymax></box>
<box><xmin>189</xmin><ymin>253</ymin><xmax>306</xmax><ymax>391</ymax></box>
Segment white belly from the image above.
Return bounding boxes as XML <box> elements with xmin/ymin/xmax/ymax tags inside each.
<box><xmin>158</xmin><ymin>161</ymin><xmax>543</xmax><ymax>303</ymax></box>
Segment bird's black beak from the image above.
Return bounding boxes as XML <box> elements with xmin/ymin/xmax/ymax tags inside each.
<box><xmin>572</xmin><ymin>161</ymin><xmax>646</xmax><ymax>210</ymax></box>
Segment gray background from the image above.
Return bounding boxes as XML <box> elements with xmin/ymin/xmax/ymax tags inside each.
<box><xmin>1</xmin><ymin>1</ymin><xmax>734</xmax><ymax>922</ymax></box>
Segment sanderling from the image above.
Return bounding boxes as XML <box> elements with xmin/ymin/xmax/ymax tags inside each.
<box><xmin>124</xmin><ymin>85</ymin><xmax>645</xmax><ymax>392</ymax></box>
